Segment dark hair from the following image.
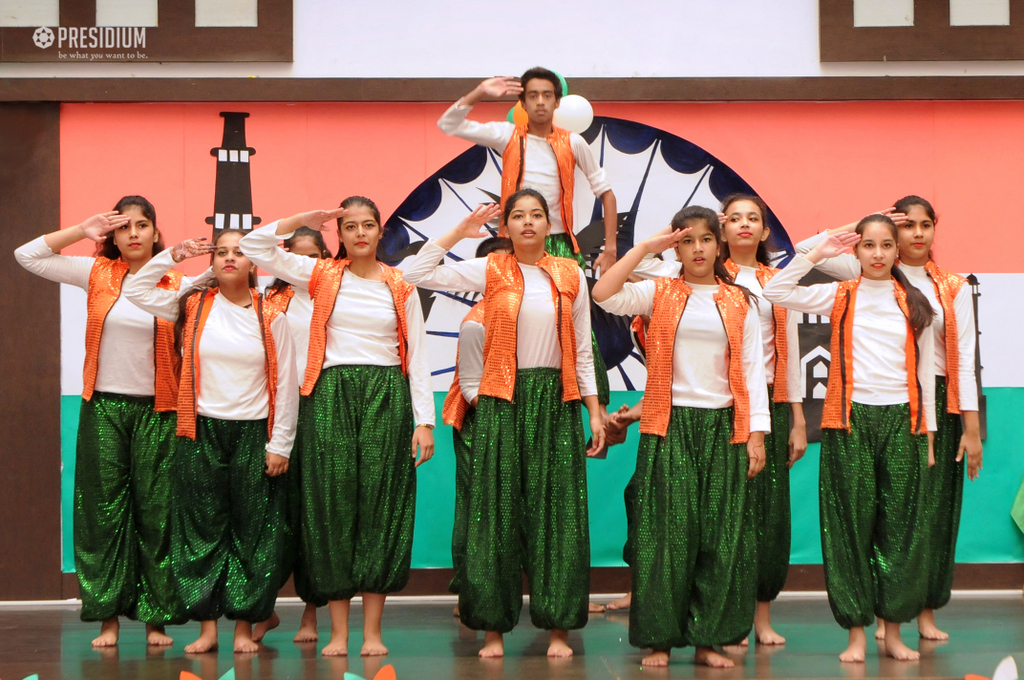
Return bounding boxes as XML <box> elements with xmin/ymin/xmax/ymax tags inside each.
<box><xmin>670</xmin><ymin>205</ymin><xmax>754</xmax><ymax>305</ymax></box>
<box><xmin>97</xmin><ymin>195</ymin><xmax>165</xmax><ymax>260</ymax></box>
<box><xmin>476</xmin><ymin>236</ymin><xmax>513</xmax><ymax>258</ymax></box>
<box><xmin>268</xmin><ymin>226</ymin><xmax>331</xmax><ymax>294</ymax></box>
<box><xmin>502</xmin><ymin>188</ymin><xmax>549</xmax><ymax>227</ymax></box>
<box><xmin>892</xmin><ymin>194</ymin><xmax>937</xmax><ymax>262</ymax></box>
<box><xmin>334</xmin><ymin>195</ymin><xmax>382</xmax><ymax>260</ymax></box>
<box><xmin>174</xmin><ymin>229</ymin><xmax>258</xmax><ymax>353</ymax></box>
<box><xmin>719</xmin><ymin>193</ymin><xmax>771</xmax><ymax>266</ymax></box>
<box><xmin>519</xmin><ymin>67</ymin><xmax>563</xmax><ymax>101</ymax></box>
<box><xmin>855</xmin><ymin>214</ymin><xmax>934</xmax><ymax>338</ymax></box>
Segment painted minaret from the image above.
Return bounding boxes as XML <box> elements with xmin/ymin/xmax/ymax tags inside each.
<box><xmin>206</xmin><ymin>111</ymin><xmax>260</xmax><ymax>236</ymax></box>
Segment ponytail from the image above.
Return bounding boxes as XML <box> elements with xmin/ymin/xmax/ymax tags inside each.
<box><xmin>891</xmin><ymin>264</ymin><xmax>934</xmax><ymax>339</ymax></box>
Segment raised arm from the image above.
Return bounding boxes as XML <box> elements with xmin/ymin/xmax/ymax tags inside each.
<box><xmin>592</xmin><ymin>228</ymin><xmax>687</xmax><ymax>303</ymax></box>
<box><xmin>437</xmin><ymin>78</ymin><xmax>521</xmax><ymax>150</ymax></box>
<box><xmin>123</xmin><ymin>239</ymin><xmax>213</xmax><ymax>322</ymax></box>
<box><xmin>14</xmin><ymin>212</ymin><xmax>129</xmax><ymax>289</ymax></box>
<box><xmin>401</xmin><ymin>204</ymin><xmax>500</xmax><ymax>292</ymax></box>
<box><xmin>239</xmin><ymin>211</ymin><xmax>343</xmax><ymax>288</ymax></box>
<box><xmin>762</xmin><ymin>233</ymin><xmax>859</xmax><ymax>316</ymax></box>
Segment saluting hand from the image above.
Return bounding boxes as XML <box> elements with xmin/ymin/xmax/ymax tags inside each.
<box><xmin>298</xmin><ymin>208</ymin><xmax>349</xmax><ymax>232</ymax></box>
<box><xmin>642</xmin><ymin>226</ymin><xmax>689</xmax><ymax>255</ymax></box>
<box><xmin>811</xmin><ymin>232</ymin><xmax>860</xmax><ymax>261</ymax></box>
<box><xmin>476</xmin><ymin>76</ymin><xmax>523</xmax><ymax>100</ymax></box>
<box><xmin>171</xmin><ymin>238</ymin><xmax>215</xmax><ymax>263</ymax></box>
<box><xmin>80</xmin><ymin>211</ymin><xmax>131</xmax><ymax>243</ymax></box>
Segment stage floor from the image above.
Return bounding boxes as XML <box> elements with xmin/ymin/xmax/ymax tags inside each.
<box><xmin>0</xmin><ymin>594</ymin><xmax>1020</xmax><ymax>680</ymax></box>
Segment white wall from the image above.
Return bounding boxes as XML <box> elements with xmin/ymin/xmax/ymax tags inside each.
<box><xmin>7</xmin><ymin>0</ymin><xmax>1024</xmax><ymax>79</ymax></box>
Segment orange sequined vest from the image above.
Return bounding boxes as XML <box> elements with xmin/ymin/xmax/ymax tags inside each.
<box><xmin>478</xmin><ymin>252</ymin><xmax>582</xmax><ymax>402</ymax></box>
<box><xmin>639</xmin><ymin>278</ymin><xmax>752</xmax><ymax>443</ymax></box>
<box><xmin>83</xmin><ymin>258</ymin><xmax>183</xmax><ymax>412</ymax></box>
<box><xmin>500</xmin><ymin>125</ymin><xmax>579</xmax><ymax>253</ymax></box>
<box><xmin>820</xmin><ymin>278</ymin><xmax>926</xmax><ymax>433</ymax></box>
<box><xmin>725</xmin><ymin>260</ymin><xmax>789</xmax><ymax>404</ymax></box>
<box><xmin>303</xmin><ymin>258</ymin><xmax>413</xmax><ymax>396</ymax></box>
<box><xmin>176</xmin><ymin>288</ymin><xmax>279</xmax><ymax>440</ymax></box>
<box><xmin>925</xmin><ymin>261</ymin><xmax>968</xmax><ymax>414</ymax></box>
<box><xmin>264</xmin><ymin>283</ymin><xmax>295</xmax><ymax>313</ymax></box>
<box><xmin>442</xmin><ymin>301</ymin><xmax>486</xmax><ymax>431</ymax></box>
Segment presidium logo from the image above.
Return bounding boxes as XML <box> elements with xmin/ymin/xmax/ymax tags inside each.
<box><xmin>31</xmin><ymin>26</ymin><xmax>148</xmax><ymax>60</ymax></box>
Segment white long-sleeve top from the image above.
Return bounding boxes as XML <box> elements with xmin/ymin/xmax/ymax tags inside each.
<box><xmin>763</xmin><ymin>255</ymin><xmax>937</xmax><ymax>431</ymax></box>
<box><xmin>437</xmin><ymin>101</ymin><xmax>612</xmax><ymax>235</ymax></box>
<box><xmin>631</xmin><ymin>254</ymin><xmax>802</xmax><ymax>403</ymax></box>
<box><xmin>123</xmin><ymin>250</ymin><xmax>299</xmax><ymax>457</ymax></box>
<box><xmin>597</xmin><ymin>280</ymin><xmax>770</xmax><ymax>432</ymax></box>
<box><xmin>457</xmin><ymin>318</ymin><xmax>486</xmax><ymax>404</ymax></box>
<box><xmin>265</xmin><ymin>283</ymin><xmax>314</xmax><ymax>383</ymax></box>
<box><xmin>796</xmin><ymin>232</ymin><xmax>978</xmax><ymax>411</ymax></box>
<box><xmin>240</xmin><ymin>223</ymin><xmax>435</xmax><ymax>427</ymax></box>
<box><xmin>402</xmin><ymin>240</ymin><xmax>598</xmax><ymax>398</ymax></box>
<box><xmin>14</xmin><ymin>236</ymin><xmax>212</xmax><ymax>398</ymax></box>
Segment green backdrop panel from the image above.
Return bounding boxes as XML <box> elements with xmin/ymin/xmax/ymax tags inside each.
<box><xmin>61</xmin><ymin>389</ymin><xmax>1024</xmax><ymax>573</ymax></box>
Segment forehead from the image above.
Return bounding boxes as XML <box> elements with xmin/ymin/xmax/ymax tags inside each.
<box><xmin>905</xmin><ymin>205</ymin><xmax>933</xmax><ymax>221</ymax></box>
<box><xmin>341</xmin><ymin>206</ymin><xmax>378</xmax><ymax>223</ymax></box>
<box><xmin>215</xmin><ymin>232</ymin><xmax>242</xmax><ymax>248</ymax></box>
<box><xmin>682</xmin><ymin>220</ymin><xmax>714</xmax><ymax>237</ymax></box>
<box><xmin>523</xmin><ymin>78</ymin><xmax>555</xmax><ymax>94</ymax></box>
<box><xmin>289</xmin><ymin>235</ymin><xmax>320</xmax><ymax>250</ymax></box>
<box><xmin>510</xmin><ymin>196</ymin><xmax>544</xmax><ymax>212</ymax></box>
<box><xmin>860</xmin><ymin>222</ymin><xmax>895</xmax><ymax>241</ymax></box>
<box><xmin>121</xmin><ymin>205</ymin><xmax>149</xmax><ymax>221</ymax></box>
<box><xmin>726</xmin><ymin>200</ymin><xmax>762</xmax><ymax>217</ymax></box>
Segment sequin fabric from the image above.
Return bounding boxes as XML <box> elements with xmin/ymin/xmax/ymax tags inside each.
<box><xmin>286</xmin><ymin>432</ymin><xmax>327</xmax><ymax>607</ymax></box>
<box><xmin>298</xmin><ymin>364</ymin><xmax>415</xmax><ymax>601</ymax></box>
<box><xmin>545</xmin><ymin>233</ymin><xmax>611</xmax><ymax>405</ymax></box>
<box><xmin>922</xmin><ymin>377</ymin><xmax>965</xmax><ymax>609</ymax></box>
<box><xmin>460</xmin><ymin>367</ymin><xmax>590</xmax><ymax>633</ymax></box>
<box><xmin>751</xmin><ymin>389</ymin><xmax>792</xmax><ymax>602</ymax></box>
<box><xmin>628</xmin><ymin>406</ymin><xmax>756</xmax><ymax>650</ymax></box>
<box><xmin>819</xmin><ymin>402</ymin><xmax>930</xmax><ymax>628</ymax></box>
<box><xmin>925</xmin><ymin>262</ymin><xmax>968</xmax><ymax>413</ymax></box>
<box><xmin>448</xmin><ymin>407</ymin><xmax>476</xmax><ymax>595</ymax></box>
<box><xmin>74</xmin><ymin>392</ymin><xmax>184</xmax><ymax>625</ymax></box>
<box><xmin>172</xmin><ymin>416</ymin><xmax>289</xmax><ymax>622</ymax></box>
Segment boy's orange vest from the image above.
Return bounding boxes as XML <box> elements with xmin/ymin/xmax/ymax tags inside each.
<box><xmin>500</xmin><ymin>125</ymin><xmax>579</xmax><ymax>253</ymax></box>
<box><xmin>83</xmin><ymin>257</ymin><xmax>183</xmax><ymax>412</ymax></box>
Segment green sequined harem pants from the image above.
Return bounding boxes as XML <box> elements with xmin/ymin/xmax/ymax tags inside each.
<box><xmin>459</xmin><ymin>368</ymin><xmax>591</xmax><ymax>633</ymax></box>
<box><xmin>750</xmin><ymin>390</ymin><xmax>792</xmax><ymax>602</ymax></box>
<box><xmin>172</xmin><ymin>417</ymin><xmax>289</xmax><ymax>622</ymax></box>
<box><xmin>449</xmin><ymin>407</ymin><xmax>476</xmax><ymax>595</ymax></box>
<box><xmin>922</xmin><ymin>377</ymin><xmax>964</xmax><ymax>610</ymax></box>
<box><xmin>628</xmin><ymin>406</ymin><xmax>756</xmax><ymax>650</ymax></box>
<box><xmin>74</xmin><ymin>392</ymin><xmax>184</xmax><ymax>625</ymax></box>
<box><xmin>298</xmin><ymin>364</ymin><xmax>416</xmax><ymax>601</ymax></box>
<box><xmin>546</xmin><ymin>232</ymin><xmax>610</xmax><ymax>405</ymax></box>
<box><xmin>819</xmin><ymin>402</ymin><xmax>930</xmax><ymax>629</ymax></box>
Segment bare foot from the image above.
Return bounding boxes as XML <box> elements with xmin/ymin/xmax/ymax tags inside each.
<box><xmin>294</xmin><ymin>604</ymin><xmax>319</xmax><ymax>643</ymax></box>
<box><xmin>479</xmin><ymin>631</ymin><xmax>504</xmax><ymax>658</ymax></box>
<box><xmin>184</xmin><ymin>621</ymin><xmax>219</xmax><ymax>654</ymax></box>
<box><xmin>588</xmin><ymin>601</ymin><xmax>606</xmax><ymax>613</ymax></box>
<box><xmin>322</xmin><ymin>636</ymin><xmax>348</xmax><ymax>656</ymax></box>
<box><xmin>547</xmin><ymin>630</ymin><xmax>573</xmax><ymax>658</ymax></box>
<box><xmin>605</xmin><ymin>592</ymin><xmax>631</xmax><ymax>611</ymax></box>
<box><xmin>881</xmin><ymin>621</ymin><xmax>920</xmax><ymax>661</ymax></box>
<box><xmin>252</xmin><ymin>611</ymin><xmax>280</xmax><ymax>643</ymax></box>
<box><xmin>146</xmin><ymin>624</ymin><xmax>173</xmax><ymax>647</ymax></box>
<box><xmin>361</xmin><ymin>637</ymin><xmax>389</xmax><ymax>656</ymax></box>
<box><xmin>755</xmin><ymin>601</ymin><xmax>786</xmax><ymax>644</ymax></box>
<box><xmin>695</xmin><ymin>646</ymin><xmax>734</xmax><ymax>668</ymax></box>
<box><xmin>839</xmin><ymin>627</ymin><xmax>866</xmax><ymax>663</ymax></box>
<box><xmin>453</xmin><ymin>604</ymin><xmax>460</xmax><ymax>617</ymax></box>
<box><xmin>917</xmin><ymin>609</ymin><xmax>948</xmax><ymax>641</ymax></box>
<box><xmin>234</xmin><ymin>621</ymin><xmax>259</xmax><ymax>653</ymax></box>
<box><xmin>642</xmin><ymin>650</ymin><xmax>670</xmax><ymax>667</ymax></box>
<box><xmin>875</xmin><ymin>618</ymin><xmax>886</xmax><ymax>640</ymax></box>
<box><xmin>92</xmin><ymin>617</ymin><xmax>119</xmax><ymax>648</ymax></box>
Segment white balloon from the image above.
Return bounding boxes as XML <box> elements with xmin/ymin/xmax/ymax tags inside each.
<box><xmin>553</xmin><ymin>94</ymin><xmax>594</xmax><ymax>134</ymax></box>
